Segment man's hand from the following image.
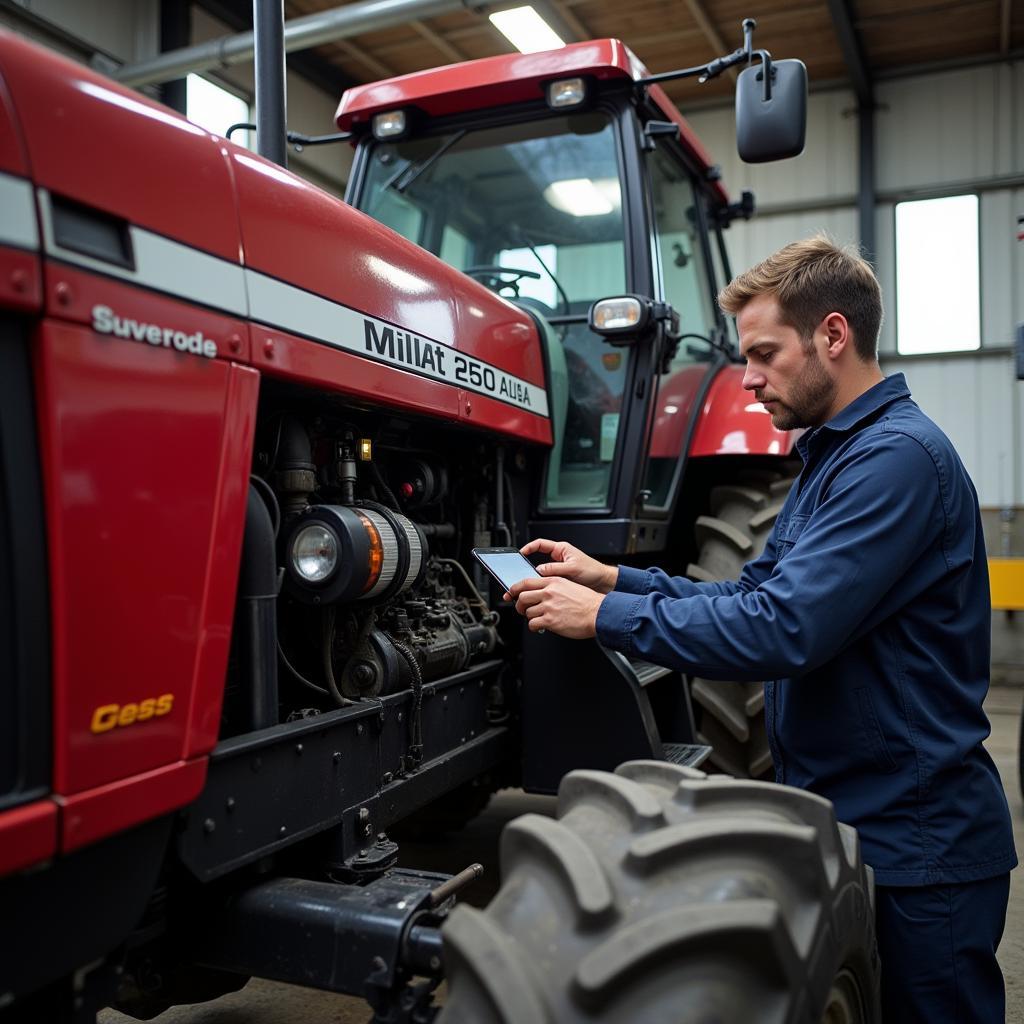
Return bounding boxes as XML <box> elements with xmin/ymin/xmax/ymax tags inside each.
<box><xmin>506</xmin><ymin>576</ymin><xmax>605</xmax><ymax>639</ymax></box>
<box><xmin>519</xmin><ymin>538</ymin><xmax>618</xmax><ymax>594</ymax></box>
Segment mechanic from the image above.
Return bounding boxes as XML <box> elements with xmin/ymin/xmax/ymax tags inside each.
<box><xmin>507</xmin><ymin>236</ymin><xmax>1017</xmax><ymax>1022</ymax></box>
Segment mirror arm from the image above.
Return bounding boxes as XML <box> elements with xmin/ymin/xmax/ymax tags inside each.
<box><xmin>635</xmin><ymin>17</ymin><xmax>758</xmax><ymax>89</ymax></box>
<box><xmin>225</xmin><ymin>122</ymin><xmax>353</xmax><ymax>151</ymax></box>
<box><xmin>752</xmin><ymin>49</ymin><xmax>775</xmax><ymax>102</ymax></box>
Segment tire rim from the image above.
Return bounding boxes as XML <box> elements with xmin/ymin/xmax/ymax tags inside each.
<box><xmin>822</xmin><ymin>968</ymin><xmax>867</xmax><ymax>1024</ymax></box>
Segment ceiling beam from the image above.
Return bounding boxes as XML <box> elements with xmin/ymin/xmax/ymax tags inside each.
<box><xmin>194</xmin><ymin>0</ymin><xmax>359</xmax><ymax>93</ymax></box>
<box><xmin>122</xmin><ymin>0</ymin><xmax>464</xmax><ymax>87</ymax></box>
<box><xmin>683</xmin><ymin>0</ymin><xmax>736</xmax><ymax>79</ymax></box>
<box><xmin>434</xmin><ymin>19</ymin><xmax>706</xmax><ymax>49</ymax></box>
<box><xmin>525</xmin><ymin>0</ymin><xmax>587</xmax><ymax>43</ymax></box>
<box><xmin>331</xmin><ymin>38</ymin><xmax>396</xmax><ymax>78</ymax></box>
<box><xmin>550</xmin><ymin>0</ymin><xmax>592</xmax><ymax>41</ymax></box>
<box><xmin>855</xmin><ymin>0</ymin><xmax>991</xmax><ymax>29</ymax></box>
<box><xmin>411</xmin><ymin>19</ymin><xmax>467</xmax><ymax>62</ymax></box>
<box><xmin>825</xmin><ymin>0</ymin><xmax>872</xmax><ymax>104</ymax></box>
<box><xmin>684</xmin><ymin>0</ymin><xmax>727</xmax><ymax>55</ymax></box>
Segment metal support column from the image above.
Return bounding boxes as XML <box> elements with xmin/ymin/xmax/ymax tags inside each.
<box><xmin>253</xmin><ymin>0</ymin><xmax>287</xmax><ymax>168</ymax></box>
<box><xmin>159</xmin><ymin>0</ymin><xmax>190</xmax><ymax>114</ymax></box>
<box><xmin>826</xmin><ymin>0</ymin><xmax>875</xmax><ymax>265</ymax></box>
<box><xmin>857</xmin><ymin>98</ymin><xmax>876</xmax><ymax>266</ymax></box>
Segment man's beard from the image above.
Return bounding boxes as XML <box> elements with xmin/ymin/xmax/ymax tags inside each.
<box><xmin>759</xmin><ymin>347</ymin><xmax>837</xmax><ymax>431</ymax></box>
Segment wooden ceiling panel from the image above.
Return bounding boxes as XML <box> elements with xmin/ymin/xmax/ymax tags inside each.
<box><xmin>856</xmin><ymin>0</ymin><xmax>981</xmax><ymax>17</ymax></box>
<box><xmin>858</xmin><ymin>2</ymin><xmax>1003</xmax><ymax>68</ymax></box>
<box><xmin>277</xmin><ymin>0</ymin><xmax>1018</xmax><ymax>97</ymax></box>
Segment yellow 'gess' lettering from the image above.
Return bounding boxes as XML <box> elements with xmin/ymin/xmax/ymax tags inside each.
<box><xmin>90</xmin><ymin>694</ymin><xmax>175</xmax><ymax>734</ymax></box>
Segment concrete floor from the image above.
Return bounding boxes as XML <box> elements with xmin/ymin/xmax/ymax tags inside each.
<box><xmin>101</xmin><ymin>687</ymin><xmax>1024</xmax><ymax>1024</ymax></box>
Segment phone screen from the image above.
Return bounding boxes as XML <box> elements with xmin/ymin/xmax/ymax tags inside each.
<box><xmin>474</xmin><ymin>550</ymin><xmax>541</xmax><ymax>591</ymax></box>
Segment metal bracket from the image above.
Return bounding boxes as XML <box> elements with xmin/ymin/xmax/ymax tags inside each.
<box><xmin>642</xmin><ymin>120</ymin><xmax>680</xmax><ymax>152</ymax></box>
<box><xmin>197</xmin><ymin>870</ymin><xmax>451</xmax><ymax>996</ymax></box>
<box><xmin>714</xmin><ymin>189</ymin><xmax>756</xmax><ymax>228</ymax></box>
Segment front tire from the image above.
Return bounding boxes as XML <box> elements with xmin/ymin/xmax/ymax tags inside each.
<box><xmin>440</xmin><ymin>761</ymin><xmax>880</xmax><ymax>1024</ymax></box>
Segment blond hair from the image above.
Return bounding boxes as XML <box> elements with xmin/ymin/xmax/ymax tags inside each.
<box><xmin>718</xmin><ymin>236</ymin><xmax>882</xmax><ymax>360</ymax></box>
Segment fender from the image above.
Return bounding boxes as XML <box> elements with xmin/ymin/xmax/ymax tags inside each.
<box><xmin>688</xmin><ymin>363</ymin><xmax>796</xmax><ymax>458</ymax></box>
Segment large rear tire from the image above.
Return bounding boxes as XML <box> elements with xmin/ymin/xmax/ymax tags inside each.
<box><xmin>688</xmin><ymin>477</ymin><xmax>795</xmax><ymax>778</ymax></box>
<box><xmin>440</xmin><ymin>761</ymin><xmax>879</xmax><ymax>1024</ymax></box>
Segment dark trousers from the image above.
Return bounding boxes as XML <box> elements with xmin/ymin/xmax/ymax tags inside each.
<box><xmin>874</xmin><ymin>874</ymin><xmax>1010</xmax><ymax>1023</ymax></box>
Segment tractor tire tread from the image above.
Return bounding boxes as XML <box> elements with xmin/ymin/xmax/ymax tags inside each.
<box><xmin>440</xmin><ymin>764</ymin><xmax>881</xmax><ymax>1023</ymax></box>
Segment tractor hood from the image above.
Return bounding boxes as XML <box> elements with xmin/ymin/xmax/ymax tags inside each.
<box><xmin>0</xmin><ymin>28</ymin><xmax>551</xmax><ymax>446</ymax></box>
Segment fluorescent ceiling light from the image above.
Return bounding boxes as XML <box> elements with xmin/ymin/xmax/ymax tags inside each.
<box><xmin>544</xmin><ymin>178</ymin><xmax>616</xmax><ymax>217</ymax></box>
<box><xmin>489</xmin><ymin>6</ymin><xmax>565</xmax><ymax>54</ymax></box>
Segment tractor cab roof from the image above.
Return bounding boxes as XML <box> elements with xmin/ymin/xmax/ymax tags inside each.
<box><xmin>335</xmin><ymin>39</ymin><xmax>729</xmax><ymax>205</ymax></box>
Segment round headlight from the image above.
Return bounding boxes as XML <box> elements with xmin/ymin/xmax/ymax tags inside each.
<box><xmin>291</xmin><ymin>524</ymin><xmax>338</xmax><ymax>583</ymax></box>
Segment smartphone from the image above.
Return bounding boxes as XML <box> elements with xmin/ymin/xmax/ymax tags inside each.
<box><xmin>471</xmin><ymin>547</ymin><xmax>541</xmax><ymax>593</ymax></box>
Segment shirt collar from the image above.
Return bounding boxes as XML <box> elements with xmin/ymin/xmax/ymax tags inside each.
<box><xmin>796</xmin><ymin>373</ymin><xmax>911</xmax><ymax>457</ymax></box>
<box><xmin>822</xmin><ymin>372</ymin><xmax>911</xmax><ymax>434</ymax></box>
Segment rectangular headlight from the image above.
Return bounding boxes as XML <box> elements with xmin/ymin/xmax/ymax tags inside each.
<box><xmin>372</xmin><ymin>110</ymin><xmax>407</xmax><ymax>140</ymax></box>
<box><xmin>547</xmin><ymin>77</ymin><xmax>587</xmax><ymax>109</ymax></box>
<box><xmin>591</xmin><ymin>296</ymin><xmax>644</xmax><ymax>332</ymax></box>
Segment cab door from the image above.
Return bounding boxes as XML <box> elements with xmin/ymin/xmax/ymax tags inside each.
<box><xmin>639</xmin><ymin>138</ymin><xmax>727</xmax><ymax>515</ymax></box>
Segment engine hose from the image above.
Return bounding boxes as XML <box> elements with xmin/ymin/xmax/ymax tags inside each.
<box><xmin>388</xmin><ymin>635</ymin><xmax>424</xmax><ymax>767</ymax></box>
<box><xmin>322</xmin><ymin>606</ymin><xmax>355</xmax><ymax>707</ymax></box>
<box><xmin>369</xmin><ymin>460</ymin><xmax>401</xmax><ymax>511</ymax></box>
<box><xmin>277</xmin><ymin>638</ymin><xmax>330</xmax><ymax>697</ymax></box>
<box><xmin>435</xmin><ymin>557</ymin><xmax>497</xmax><ymax>624</ymax></box>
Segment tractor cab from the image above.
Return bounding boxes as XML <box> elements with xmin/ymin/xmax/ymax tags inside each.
<box><xmin>341</xmin><ymin>36</ymin><xmax>804</xmax><ymax>555</ymax></box>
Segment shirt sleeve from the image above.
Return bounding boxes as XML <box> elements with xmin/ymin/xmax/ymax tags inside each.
<box><xmin>596</xmin><ymin>431</ymin><xmax>945</xmax><ymax>680</ymax></box>
<box><xmin>612</xmin><ymin>510</ymin><xmax>782</xmax><ymax>600</ymax></box>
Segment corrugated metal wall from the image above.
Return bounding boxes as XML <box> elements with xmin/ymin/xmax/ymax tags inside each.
<box><xmin>686</xmin><ymin>59</ymin><xmax>1024</xmax><ymax>506</ymax></box>
<box><xmin>0</xmin><ymin>0</ymin><xmax>159</xmax><ymax>63</ymax></box>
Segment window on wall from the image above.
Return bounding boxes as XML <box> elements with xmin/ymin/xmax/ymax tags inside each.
<box><xmin>895</xmin><ymin>194</ymin><xmax>980</xmax><ymax>354</ymax></box>
<box><xmin>186</xmin><ymin>74</ymin><xmax>251</xmax><ymax>149</ymax></box>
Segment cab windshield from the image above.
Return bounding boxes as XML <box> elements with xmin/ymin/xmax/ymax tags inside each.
<box><xmin>356</xmin><ymin>111</ymin><xmax>628</xmax><ymax>509</ymax></box>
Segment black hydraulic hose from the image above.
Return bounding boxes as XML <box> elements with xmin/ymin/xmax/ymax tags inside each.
<box><xmin>239</xmin><ymin>482</ymin><xmax>280</xmax><ymax>730</ymax></box>
<box><xmin>277</xmin><ymin>638</ymin><xmax>329</xmax><ymax>697</ymax></box>
<box><xmin>322</xmin><ymin>606</ymin><xmax>355</xmax><ymax>707</ymax></box>
<box><xmin>369</xmin><ymin>460</ymin><xmax>401</xmax><ymax>511</ymax></box>
<box><xmin>388</xmin><ymin>636</ymin><xmax>424</xmax><ymax>767</ymax></box>
<box><xmin>494</xmin><ymin>446</ymin><xmax>511</xmax><ymax>546</ymax></box>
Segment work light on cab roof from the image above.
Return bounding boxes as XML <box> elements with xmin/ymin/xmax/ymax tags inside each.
<box><xmin>372</xmin><ymin>109</ymin><xmax>407</xmax><ymax>140</ymax></box>
<box><xmin>546</xmin><ymin>77</ymin><xmax>587</xmax><ymax>109</ymax></box>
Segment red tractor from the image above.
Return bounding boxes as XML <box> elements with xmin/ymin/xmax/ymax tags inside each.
<box><xmin>0</xmin><ymin>17</ymin><xmax>879</xmax><ymax>1023</ymax></box>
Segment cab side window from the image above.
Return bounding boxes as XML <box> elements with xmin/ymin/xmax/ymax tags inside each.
<box><xmin>643</xmin><ymin>145</ymin><xmax>721</xmax><ymax>508</ymax></box>
<box><xmin>647</xmin><ymin>146</ymin><xmax>718</xmax><ymax>368</ymax></box>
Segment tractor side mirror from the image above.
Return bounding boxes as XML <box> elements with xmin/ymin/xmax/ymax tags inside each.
<box><xmin>736</xmin><ymin>58</ymin><xmax>807</xmax><ymax>163</ymax></box>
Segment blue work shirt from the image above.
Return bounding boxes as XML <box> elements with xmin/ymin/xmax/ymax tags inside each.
<box><xmin>597</xmin><ymin>373</ymin><xmax>1016</xmax><ymax>886</ymax></box>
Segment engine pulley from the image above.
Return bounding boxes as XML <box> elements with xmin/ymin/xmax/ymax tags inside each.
<box><xmin>283</xmin><ymin>504</ymin><xmax>425</xmax><ymax>604</ymax></box>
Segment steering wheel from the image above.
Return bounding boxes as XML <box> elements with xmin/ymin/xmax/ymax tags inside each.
<box><xmin>463</xmin><ymin>265</ymin><xmax>541</xmax><ymax>297</ymax></box>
